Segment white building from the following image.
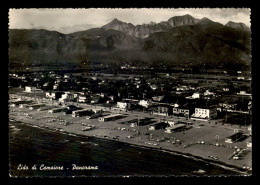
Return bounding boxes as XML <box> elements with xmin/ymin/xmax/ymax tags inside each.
<box><xmin>204</xmin><ymin>90</ymin><xmax>215</xmax><ymax>96</ymax></box>
<box><xmin>150</xmin><ymin>84</ymin><xmax>158</xmax><ymax>90</ymax></box>
<box><xmin>24</xmin><ymin>86</ymin><xmax>41</xmax><ymax>93</ymax></box>
<box><xmin>237</xmin><ymin>91</ymin><xmax>252</xmax><ymax>96</ymax></box>
<box><xmin>223</xmin><ymin>88</ymin><xmax>229</xmax><ymax>92</ymax></box>
<box><xmin>237</xmin><ymin>76</ymin><xmax>245</xmax><ymax>80</ymax></box>
<box><xmin>186</xmin><ymin>92</ymin><xmax>201</xmax><ymax>99</ymax></box>
<box><xmin>59</xmin><ymin>92</ymin><xmax>74</xmax><ymax>102</ymax></box>
<box><xmin>191</xmin><ymin>107</ymin><xmax>217</xmax><ymax>121</ymax></box>
<box><xmin>78</xmin><ymin>95</ymin><xmax>88</xmax><ymax>103</ymax></box>
<box><xmin>117</xmin><ymin>102</ymin><xmax>129</xmax><ymax>109</ymax></box>
<box><xmin>138</xmin><ymin>100</ymin><xmax>152</xmax><ymax>108</ymax></box>
<box><xmin>53</xmin><ymin>84</ymin><xmax>59</xmax><ymax>90</ymax></box>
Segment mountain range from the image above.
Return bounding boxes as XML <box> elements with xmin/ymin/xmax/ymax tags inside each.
<box><xmin>9</xmin><ymin>14</ymin><xmax>251</xmax><ymax>69</ymax></box>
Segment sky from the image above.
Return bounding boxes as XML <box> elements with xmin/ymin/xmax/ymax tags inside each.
<box><xmin>9</xmin><ymin>8</ymin><xmax>251</xmax><ymax>34</ymax></box>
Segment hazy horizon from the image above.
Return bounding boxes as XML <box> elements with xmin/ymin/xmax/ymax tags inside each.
<box><xmin>9</xmin><ymin>8</ymin><xmax>251</xmax><ymax>34</ymax></box>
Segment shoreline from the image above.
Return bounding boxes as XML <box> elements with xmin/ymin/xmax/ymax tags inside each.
<box><xmin>10</xmin><ymin>119</ymin><xmax>249</xmax><ymax>176</ymax></box>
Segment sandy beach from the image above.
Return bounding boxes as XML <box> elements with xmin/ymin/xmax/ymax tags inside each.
<box><xmin>9</xmin><ymin>95</ymin><xmax>252</xmax><ymax>175</ymax></box>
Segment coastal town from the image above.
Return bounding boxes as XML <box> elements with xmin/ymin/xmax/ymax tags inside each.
<box><xmin>9</xmin><ymin>65</ymin><xmax>252</xmax><ymax>174</ymax></box>
<box><xmin>8</xmin><ymin>8</ymin><xmax>252</xmax><ymax>177</ymax></box>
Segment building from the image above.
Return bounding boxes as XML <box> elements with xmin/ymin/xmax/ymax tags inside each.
<box><xmin>117</xmin><ymin>102</ymin><xmax>130</xmax><ymax>109</ymax></box>
<box><xmin>225</xmin><ymin>132</ymin><xmax>244</xmax><ymax>143</ymax></box>
<box><xmin>247</xmin><ymin>140</ymin><xmax>252</xmax><ymax>148</ymax></box>
<box><xmin>46</xmin><ymin>92</ymin><xmax>62</xmax><ymax>100</ymax></box>
<box><xmin>150</xmin><ymin>84</ymin><xmax>158</xmax><ymax>90</ymax></box>
<box><xmin>223</xmin><ymin>88</ymin><xmax>230</xmax><ymax>92</ymax></box>
<box><xmin>186</xmin><ymin>92</ymin><xmax>201</xmax><ymax>99</ymax></box>
<box><xmin>152</xmin><ymin>95</ymin><xmax>165</xmax><ymax>102</ymax></box>
<box><xmin>72</xmin><ymin>109</ymin><xmax>92</xmax><ymax>117</ymax></box>
<box><xmin>165</xmin><ymin>124</ymin><xmax>186</xmax><ymax>133</ymax></box>
<box><xmin>138</xmin><ymin>100</ymin><xmax>152</xmax><ymax>108</ymax></box>
<box><xmin>172</xmin><ymin>104</ymin><xmax>191</xmax><ymax>118</ymax></box>
<box><xmin>48</xmin><ymin>108</ymin><xmax>66</xmax><ymax>113</ymax></box>
<box><xmin>53</xmin><ymin>84</ymin><xmax>59</xmax><ymax>90</ymax></box>
<box><xmin>90</xmin><ymin>95</ymin><xmax>101</xmax><ymax>104</ymax></box>
<box><xmin>237</xmin><ymin>91</ymin><xmax>252</xmax><ymax>96</ymax></box>
<box><xmin>149</xmin><ymin>122</ymin><xmax>169</xmax><ymax>130</ymax></box>
<box><xmin>25</xmin><ymin>86</ymin><xmax>41</xmax><ymax>93</ymax></box>
<box><xmin>28</xmin><ymin>104</ymin><xmax>45</xmax><ymax>110</ymax></box>
<box><xmin>248</xmin><ymin>126</ymin><xmax>252</xmax><ymax>135</ymax></box>
<box><xmin>237</xmin><ymin>76</ymin><xmax>245</xmax><ymax>80</ymax></box>
<box><xmin>153</xmin><ymin>105</ymin><xmax>172</xmax><ymax>116</ymax></box>
<box><xmin>176</xmin><ymin>86</ymin><xmax>190</xmax><ymax>92</ymax></box>
<box><xmin>204</xmin><ymin>90</ymin><xmax>215</xmax><ymax>96</ymax></box>
<box><xmin>98</xmin><ymin>114</ymin><xmax>123</xmax><ymax>122</ymax></box>
<box><xmin>86</xmin><ymin>109</ymin><xmax>103</xmax><ymax>119</ymax></box>
<box><xmin>191</xmin><ymin>107</ymin><xmax>217</xmax><ymax>121</ymax></box>
<box><xmin>59</xmin><ymin>92</ymin><xmax>75</xmax><ymax>102</ymax></box>
<box><xmin>78</xmin><ymin>95</ymin><xmax>89</xmax><ymax>103</ymax></box>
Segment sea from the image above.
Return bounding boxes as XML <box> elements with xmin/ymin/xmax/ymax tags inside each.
<box><xmin>9</xmin><ymin>120</ymin><xmax>244</xmax><ymax>177</ymax></box>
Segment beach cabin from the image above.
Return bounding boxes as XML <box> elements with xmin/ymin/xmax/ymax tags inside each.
<box><xmin>28</xmin><ymin>104</ymin><xmax>45</xmax><ymax>110</ymax></box>
<box><xmin>98</xmin><ymin>114</ymin><xmax>123</xmax><ymax>122</ymax></box>
<box><xmin>149</xmin><ymin>122</ymin><xmax>169</xmax><ymax>131</ymax></box>
<box><xmin>165</xmin><ymin>124</ymin><xmax>186</xmax><ymax>133</ymax></box>
<box><xmin>225</xmin><ymin>132</ymin><xmax>244</xmax><ymax>143</ymax></box>
<box><xmin>72</xmin><ymin>109</ymin><xmax>93</xmax><ymax>117</ymax></box>
<box><xmin>86</xmin><ymin>109</ymin><xmax>103</xmax><ymax>119</ymax></box>
<box><xmin>48</xmin><ymin>108</ymin><xmax>65</xmax><ymax>113</ymax></box>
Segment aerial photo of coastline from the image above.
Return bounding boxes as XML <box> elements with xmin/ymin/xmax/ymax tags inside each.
<box><xmin>8</xmin><ymin>8</ymin><xmax>252</xmax><ymax>177</ymax></box>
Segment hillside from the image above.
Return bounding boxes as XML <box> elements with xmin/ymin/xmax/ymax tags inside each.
<box><xmin>143</xmin><ymin>20</ymin><xmax>251</xmax><ymax>66</ymax></box>
<box><xmin>9</xmin><ymin>15</ymin><xmax>251</xmax><ymax>70</ymax></box>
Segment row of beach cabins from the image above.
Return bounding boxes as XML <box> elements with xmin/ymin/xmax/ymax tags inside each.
<box><xmin>10</xmin><ymin>99</ymin><xmax>251</xmax><ymax>146</ymax></box>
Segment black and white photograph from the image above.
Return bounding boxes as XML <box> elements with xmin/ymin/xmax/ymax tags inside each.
<box><xmin>8</xmin><ymin>8</ymin><xmax>252</xmax><ymax>177</ymax></box>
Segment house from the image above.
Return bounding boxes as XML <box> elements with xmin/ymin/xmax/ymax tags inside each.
<box><xmin>191</xmin><ymin>107</ymin><xmax>217</xmax><ymax>121</ymax></box>
<box><xmin>24</xmin><ymin>86</ymin><xmax>40</xmax><ymax>93</ymax></box>
<box><xmin>237</xmin><ymin>91</ymin><xmax>252</xmax><ymax>96</ymax></box>
<box><xmin>59</xmin><ymin>92</ymin><xmax>75</xmax><ymax>102</ymax></box>
<box><xmin>186</xmin><ymin>92</ymin><xmax>201</xmax><ymax>99</ymax></box>
<box><xmin>78</xmin><ymin>95</ymin><xmax>89</xmax><ymax>103</ymax></box>
<box><xmin>176</xmin><ymin>86</ymin><xmax>189</xmax><ymax>92</ymax></box>
<box><xmin>165</xmin><ymin>119</ymin><xmax>176</xmax><ymax>127</ymax></box>
<box><xmin>152</xmin><ymin>95</ymin><xmax>165</xmax><ymax>102</ymax></box>
<box><xmin>225</xmin><ymin>132</ymin><xmax>244</xmax><ymax>143</ymax></box>
<box><xmin>90</xmin><ymin>95</ymin><xmax>101</xmax><ymax>104</ymax></box>
<box><xmin>237</xmin><ymin>76</ymin><xmax>245</xmax><ymax>80</ymax></box>
<box><xmin>138</xmin><ymin>100</ymin><xmax>152</xmax><ymax>108</ymax></box>
<box><xmin>64</xmin><ymin>74</ymin><xmax>71</xmax><ymax>79</ymax></box>
<box><xmin>53</xmin><ymin>84</ymin><xmax>59</xmax><ymax>90</ymax></box>
<box><xmin>117</xmin><ymin>102</ymin><xmax>130</xmax><ymax>109</ymax></box>
<box><xmin>46</xmin><ymin>92</ymin><xmax>63</xmax><ymax>100</ymax></box>
<box><xmin>204</xmin><ymin>90</ymin><xmax>215</xmax><ymax>96</ymax></box>
<box><xmin>150</xmin><ymin>84</ymin><xmax>158</xmax><ymax>90</ymax></box>
<box><xmin>43</xmin><ymin>83</ymin><xmax>49</xmax><ymax>88</ymax></box>
<box><xmin>223</xmin><ymin>88</ymin><xmax>229</xmax><ymax>92</ymax></box>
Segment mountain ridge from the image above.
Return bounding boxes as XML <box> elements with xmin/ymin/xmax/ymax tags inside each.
<box><xmin>9</xmin><ymin>15</ymin><xmax>251</xmax><ymax>69</ymax></box>
<box><xmin>102</xmin><ymin>14</ymin><xmax>250</xmax><ymax>38</ymax></box>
